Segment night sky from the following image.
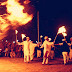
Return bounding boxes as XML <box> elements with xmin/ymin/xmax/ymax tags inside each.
<box><xmin>39</xmin><ymin>0</ymin><xmax>72</xmax><ymax>42</ymax></box>
<box><xmin>0</xmin><ymin>0</ymin><xmax>72</xmax><ymax>43</ymax></box>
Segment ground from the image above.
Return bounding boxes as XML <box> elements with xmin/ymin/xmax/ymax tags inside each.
<box><xmin>0</xmin><ymin>57</ymin><xmax>72</xmax><ymax>72</ymax></box>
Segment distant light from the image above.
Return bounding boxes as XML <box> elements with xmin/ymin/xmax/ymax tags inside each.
<box><xmin>36</xmin><ymin>41</ymin><xmax>38</xmax><ymax>43</ymax></box>
<box><xmin>2</xmin><ymin>40</ymin><xmax>3</xmax><ymax>42</ymax></box>
<box><xmin>17</xmin><ymin>40</ymin><xmax>19</xmax><ymax>42</ymax></box>
<box><xmin>6</xmin><ymin>40</ymin><xmax>7</xmax><ymax>42</ymax></box>
<box><xmin>13</xmin><ymin>41</ymin><xmax>15</xmax><ymax>43</ymax></box>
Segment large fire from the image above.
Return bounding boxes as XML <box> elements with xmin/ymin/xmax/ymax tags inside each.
<box><xmin>0</xmin><ymin>0</ymin><xmax>33</xmax><ymax>40</ymax></box>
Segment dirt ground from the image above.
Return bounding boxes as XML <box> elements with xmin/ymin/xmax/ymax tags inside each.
<box><xmin>0</xmin><ymin>57</ymin><xmax>72</xmax><ymax>72</ymax></box>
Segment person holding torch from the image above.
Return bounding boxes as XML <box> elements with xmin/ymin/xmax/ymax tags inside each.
<box><xmin>40</xmin><ymin>36</ymin><xmax>54</xmax><ymax>65</ymax></box>
<box><xmin>16</xmin><ymin>36</ymin><xmax>30</xmax><ymax>63</ymax></box>
<box><xmin>60</xmin><ymin>39</ymin><xmax>70</xmax><ymax>65</ymax></box>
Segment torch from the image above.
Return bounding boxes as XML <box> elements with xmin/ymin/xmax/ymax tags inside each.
<box><xmin>54</xmin><ymin>26</ymin><xmax>66</xmax><ymax>43</ymax></box>
<box><xmin>49</xmin><ymin>38</ymin><xmax>51</xmax><ymax>41</ymax></box>
<box><xmin>62</xmin><ymin>33</ymin><xmax>67</xmax><ymax>39</ymax></box>
<box><xmin>15</xmin><ymin>30</ymin><xmax>18</xmax><ymax>41</ymax></box>
<box><xmin>21</xmin><ymin>34</ymin><xmax>26</xmax><ymax>41</ymax></box>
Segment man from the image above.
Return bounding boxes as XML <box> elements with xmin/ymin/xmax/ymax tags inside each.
<box><xmin>40</xmin><ymin>36</ymin><xmax>54</xmax><ymax>65</ymax></box>
<box><xmin>60</xmin><ymin>39</ymin><xmax>70</xmax><ymax>65</ymax></box>
<box><xmin>17</xmin><ymin>37</ymin><xmax>30</xmax><ymax>63</ymax></box>
<box><xmin>29</xmin><ymin>41</ymin><xmax>37</xmax><ymax>61</ymax></box>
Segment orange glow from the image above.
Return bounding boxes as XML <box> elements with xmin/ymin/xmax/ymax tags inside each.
<box><xmin>0</xmin><ymin>0</ymin><xmax>33</xmax><ymax>40</ymax></box>
<box><xmin>57</xmin><ymin>26</ymin><xmax>66</xmax><ymax>34</ymax></box>
<box><xmin>24</xmin><ymin>0</ymin><xmax>31</xmax><ymax>4</ymax></box>
<box><xmin>40</xmin><ymin>35</ymin><xmax>43</xmax><ymax>38</ymax></box>
<box><xmin>6</xmin><ymin>0</ymin><xmax>33</xmax><ymax>25</ymax></box>
<box><xmin>0</xmin><ymin>17</ymin><xmax>10</xmax><ymax>40</ymax></box>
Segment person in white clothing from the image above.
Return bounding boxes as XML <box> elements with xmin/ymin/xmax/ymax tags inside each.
<box><xmin>29</xmin><ymin>41</ymin><xmax>37</xmax><ymax>61</ymax></box>
<box><xmin>40</xmin><ymin>36</ymin><xmax>54</xmax><ymax>65</ymax></box>
<box><xmin>17</xmin><ymin>37</ymin><xmax>30</xmax><ymax>63</ymax></box>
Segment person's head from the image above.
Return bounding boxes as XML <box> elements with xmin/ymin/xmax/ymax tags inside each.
<box><xmin>26</xmin><ymin>37</ymin><xmax>30</xmax><ymax>41</ymax></box>
<box><xmin>44</xmin><ymin>36</ymin><xmax>49</xmax><ymax>41</ymax></box>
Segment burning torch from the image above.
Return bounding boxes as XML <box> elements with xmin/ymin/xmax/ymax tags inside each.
<box><xmin>54</xmin><ymin>26</ymin><xmax>67</xmax><ymax>43</ymax></box>
<box><xmin>15</xmin><ymin>30</ymin><xmax>18</xmax><ymax>41</ymax></box>
<box><xmin>21</xmin><ymin>34</ymin><xmax>26</xmax><ymax>41</ymax></box>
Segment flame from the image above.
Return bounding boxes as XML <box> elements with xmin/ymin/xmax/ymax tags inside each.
<box><xmin>57</xmin><ymin>26</ymin><xmax>66</xmax><ymax>34</ymax></box>
<box><xmin>15</xmin><ymin>30</ymin><xmax>18</xmax><ymax>34</ymax></box>
<box><xmin>0</xmin><ymin>0</ymin><xmax>33</xmax><ymax>40</ymax></box>
<box><xmin>62</xmin><ymin>33</ymin><xmax>67</xmax><ymax>37</ymax></box>
<box><xmin>40</xmin><ymin>35</ymin><xmax>43</xmax><ymax>38</ymax></box>
<box><xmin>21</xmin><ymin>34</ymin><xmax>26</xmax><ymax>40</ymax></box>
<box><xmin>0</xmin><ymin>16</ymin><xmax>10</xmax><ymax>40</ymax></box>
<box><xmin>24</xmin><ymin>0</ymin><xmax>31</xmax><ymax>4</ymax></box>
<box><xmin>6</xmin><ymin>0</ymin><xmax>33</xmax><ymax>25</ymax></box>
<box><xmin>48</xmin><ymin>38</ymin><xmax>51</xmax><ymax>41</ymax></box>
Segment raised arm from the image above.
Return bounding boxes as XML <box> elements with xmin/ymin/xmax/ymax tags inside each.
<box><xmin>40</xmin><ymin>43</ymin><xmax>44</xmax><ymax>48</ymax></box>
<box><xmin>16</xmin><ymin>41</ymin><xmax>24</xmax><ymax>45</ymax></box>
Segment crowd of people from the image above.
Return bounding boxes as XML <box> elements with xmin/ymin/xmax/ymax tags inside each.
<box><xmin>0</xmin><ymin>36</ymin><xmax>72</xmax><ymax>65</ymax></box>
<box><xmin>0</xmin><ymin>41</ymin><xmax>24</xmax><ymax>58</ymax></box>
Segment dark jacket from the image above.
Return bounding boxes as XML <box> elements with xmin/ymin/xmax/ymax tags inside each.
<box><xmin>61</xmin><ymin>41</ymin><xmax>70</xmax><ymax>52</ymax></box>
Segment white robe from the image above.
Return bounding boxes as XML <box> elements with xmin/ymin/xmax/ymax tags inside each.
<box><xmin>41</xmin><ymin>40</ymin><xmax>53</xmax><ymax>56</ymax></box>
<box><xmin>18</xmin><ymin>41</ymin><xmax>30</xmax><ymax>56</ymax></box>
<box><xmin>29</xmin><ymin>43</ymin><xmax>37</xmax><ymax>55</ymax></box>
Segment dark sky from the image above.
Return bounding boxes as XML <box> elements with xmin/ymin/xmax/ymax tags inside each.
<box><xmin>39</xmin><ymin>0</ymin><xmax>72</xmax><ymax>42</ymax></box>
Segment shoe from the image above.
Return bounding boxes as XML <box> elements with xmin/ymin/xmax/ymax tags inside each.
<box><xmin>45</xmin><ymin>62</ymin><xmax>49</xmax><ymax>65</ymax></box>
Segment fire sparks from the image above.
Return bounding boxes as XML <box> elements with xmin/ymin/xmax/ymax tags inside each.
<box><xmin>0</xmin><ymin>0</ymin><xmax>33</xmax><ymax>40</ymax></box>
